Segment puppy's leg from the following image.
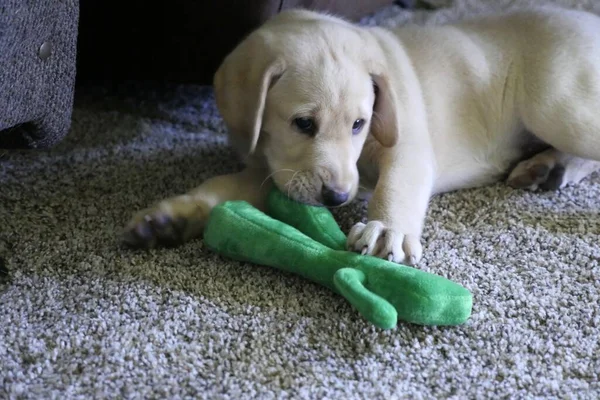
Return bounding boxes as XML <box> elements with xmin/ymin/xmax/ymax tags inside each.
<box><xmin>507</xmin><ymin>148</ymin><xmax>600</xmax><ymax>191</ymax></box>
<box><xmin>122</xmin><ymin>168</ymin><xmax>270</xmax><ymax>248</ymax></box>
<box><xmin>348</xmin><ymin>149</ymin><xmax>434</xmax><ymax>265</ymax></box>
<box><xmin>517</xmin><ymin>26</ymin><xmax>600</xmax><ymax>180</ymax></box>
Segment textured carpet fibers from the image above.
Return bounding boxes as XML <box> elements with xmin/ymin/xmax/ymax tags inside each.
<box><xmin>1</xmin><ymin>1</ymin><xmax>600</xmax><ymax>398</ymax></box>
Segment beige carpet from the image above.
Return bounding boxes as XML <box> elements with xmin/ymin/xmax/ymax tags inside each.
<box><xmin>1</xmin><ymin>0</ymin><xmax>599</xmax><ymax>398</ymax></box>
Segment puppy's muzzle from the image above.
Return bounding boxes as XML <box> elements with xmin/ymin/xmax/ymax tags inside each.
<box><xmin>321</xmin><ymin>186</ymin><xmax>349</xmax><ymax>207</ymax></box>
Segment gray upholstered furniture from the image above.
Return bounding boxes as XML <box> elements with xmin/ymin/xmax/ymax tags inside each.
<box><xmin>0</xmin><ymin>0</ymin><xmax>79</xmax><ymax>149</ymax></box>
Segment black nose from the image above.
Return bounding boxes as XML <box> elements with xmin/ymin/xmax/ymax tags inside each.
<box><xmin>321</xmin><ymin>186</ymin><xmax>349</xmax><ymax>206</ymax></box>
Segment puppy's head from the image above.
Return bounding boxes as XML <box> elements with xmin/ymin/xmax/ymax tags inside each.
<box><xmin>214</xmin><ymin>10</ymin><xmax>399</xmax><ymax>206</ymax></box>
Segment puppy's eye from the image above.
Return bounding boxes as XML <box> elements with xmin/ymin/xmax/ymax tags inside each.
<box><xmin>293</xmin><ymin>117</ymin><xmax>317</xmax><ymax>135</ymax></box>
<box><xmin>352</xmin><ymin>119</ymin><xmax>365</xmax><ymax>135</ymax></box>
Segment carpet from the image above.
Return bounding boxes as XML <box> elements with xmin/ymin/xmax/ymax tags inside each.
<box><xmin>1</xmin><ymin>1</ymin><xmax>599</xmax><ymax>398</ymax></box>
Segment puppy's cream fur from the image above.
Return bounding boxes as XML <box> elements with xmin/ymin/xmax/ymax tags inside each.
<box><xmin>124</xmin><ymin>7</ymin><xmax>600</xmax><ymax>265</ymax></box>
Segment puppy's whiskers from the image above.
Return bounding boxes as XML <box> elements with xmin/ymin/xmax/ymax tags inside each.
<box><xmin>285</xmin><ymin>170</ymin><xmax>301</xmax><ymax>198</ymax></box>
<box><xmin>296</xmin><ymin>174</ymin><xmax>314</xmax><ymax>204</ymax></box>
<box><xmin>260</xmin><ymin>169</ymin><xmax>297</xmax><ymax>189</ymax></box>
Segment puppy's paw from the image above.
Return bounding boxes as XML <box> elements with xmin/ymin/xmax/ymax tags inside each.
<box><xmin>347</xmin><ymin>221</ymin><xmax>422</xmax><ymax>265</ymax></box>
<box><xmin>122</xmin><ymin>196</ymin><xmax>208</xmax><ymax>249</ymax></box>
<box><xmin>507</xmin><ymin>156</ymin><xmax>565</xmax><ymax>191</ymax></box>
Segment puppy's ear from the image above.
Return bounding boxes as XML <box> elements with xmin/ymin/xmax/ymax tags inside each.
<box><xmin>370</xmin><ymin>73</ymin><xmax>399</xmax><ymax>148</ymax></box>
<box><xmin>214</xmin><ymin>33</ymin><xmax>286</xmax><ymax>157</ymax></box>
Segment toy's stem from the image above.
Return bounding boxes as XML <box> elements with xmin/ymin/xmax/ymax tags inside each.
<box><xmin>204</xmin><ymin>200</ymin><xmax>472</xmax><ymax>329</ymax></box>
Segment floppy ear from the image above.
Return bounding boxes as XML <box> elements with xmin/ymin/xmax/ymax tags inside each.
<box><xmin>214</xmin><ymin>33</ymin><xmax>286</xmax><ymax>157</ymax></box>
<box><xmin>370</xmin><ymin>73</ymin><xmax>399</xmax><ymax>148</ymax></box>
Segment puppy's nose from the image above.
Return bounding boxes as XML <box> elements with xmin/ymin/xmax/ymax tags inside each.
<box><xmin>321</xmin><ymin>186</ymin><xmax>349</xmax><ymax>206</ymax></box>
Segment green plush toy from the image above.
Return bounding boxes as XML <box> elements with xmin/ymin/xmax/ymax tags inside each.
<box><xmin>203</xmin><ymin>188</ymin><xmax>472</xmax><ymax>329</ymax></box>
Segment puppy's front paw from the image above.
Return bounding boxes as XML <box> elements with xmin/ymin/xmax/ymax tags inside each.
<box><xmin>122</xmin><ymin>196</ymin><xmax>208</xmax><ymax>249</ymax></box>
<box><xmin>347</xmin><ymin>221</ymin><xmax>422</xmax><ymax>265</ymax></box>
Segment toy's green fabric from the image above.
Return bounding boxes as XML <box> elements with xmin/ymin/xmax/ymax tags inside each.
<box><xmin>203</xmin><ymin>189</ymin><xmax>472</xmax><ymax>329</ymax></box>
<box><xmin>266</xmin><ymin>190</ymin><xmax>347</xmax><ymax>251</ymax></box>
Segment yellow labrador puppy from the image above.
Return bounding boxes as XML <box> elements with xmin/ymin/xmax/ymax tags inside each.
<box><xmin>123</xmin><ymin>7</ymin><xmax>600</xmax><ymax>265</ymax></box>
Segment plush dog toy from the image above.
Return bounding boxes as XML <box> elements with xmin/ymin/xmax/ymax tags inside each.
<box><xmin>203</xmin><ymin>188</ymin><xmax>472</xmax><ymax>329</ymax></box>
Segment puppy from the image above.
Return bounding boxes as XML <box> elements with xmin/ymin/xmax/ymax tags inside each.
<box><xmin>123</xmin><ymin>7</ymin><xmax>600</xmax><ymax>265</ymax></box>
